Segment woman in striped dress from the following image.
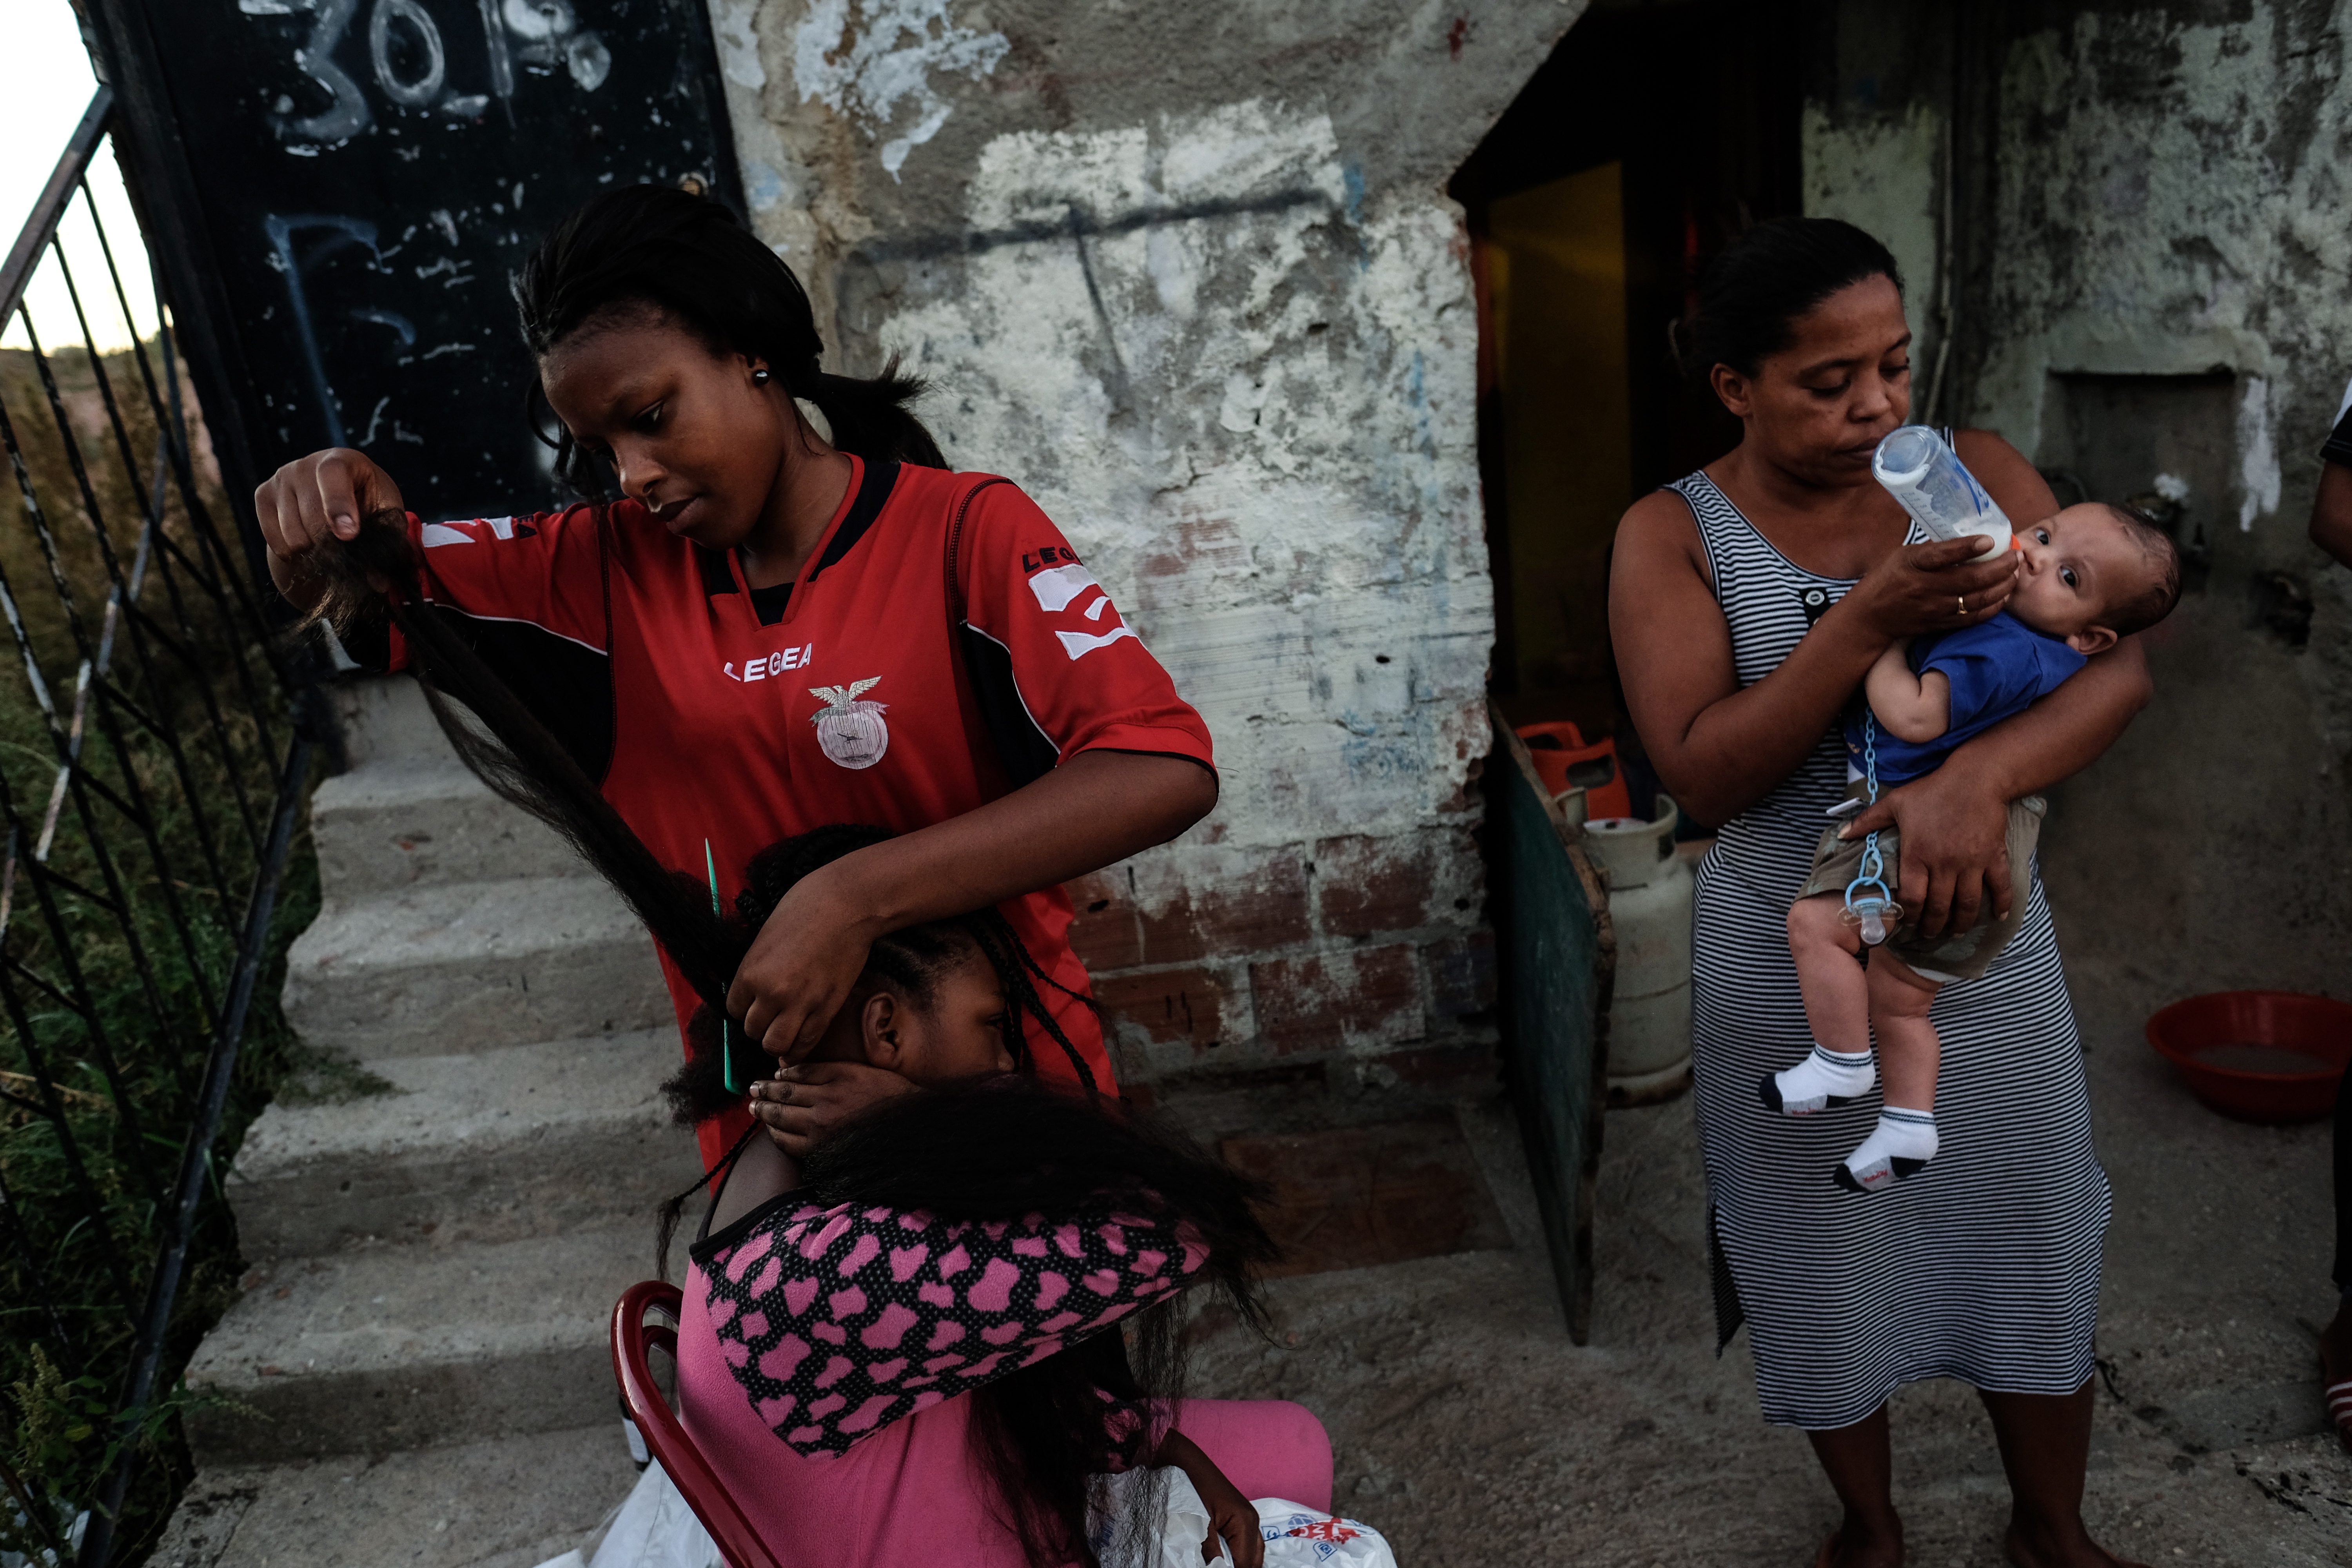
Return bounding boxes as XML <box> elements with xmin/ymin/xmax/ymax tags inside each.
<box><xmin>1609</xmin><ymin>218</ymin><xmax>2152</xmax><ymax>1568</ymax></box>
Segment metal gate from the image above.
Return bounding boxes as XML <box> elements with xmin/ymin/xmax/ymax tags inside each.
<box><xmin>0</xmin><ymin>87</ymin><xmax>321</xmax><ymax>1567</ymax></box>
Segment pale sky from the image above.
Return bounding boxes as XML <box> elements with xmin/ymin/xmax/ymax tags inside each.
<box><xmin>2</xmin><ymin>0</ymin><xmax>160</xmax><ymax>352</ymax></box>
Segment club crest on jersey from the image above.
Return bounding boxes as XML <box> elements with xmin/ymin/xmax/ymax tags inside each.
<box><xmin>809</xmin><ymin>678</ymin><xmax>888</xmax><ymax>769</ymax></box>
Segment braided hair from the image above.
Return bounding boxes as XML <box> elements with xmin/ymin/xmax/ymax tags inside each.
<box><xmin>514</xmin><ymin>184</ymin><xmax>944</xmax><ymax>497</ymax></box>
<box><xmin>659</xmin><ymin>824</ymin><xmax>1099</xmax><ymax>1125</ymax></box>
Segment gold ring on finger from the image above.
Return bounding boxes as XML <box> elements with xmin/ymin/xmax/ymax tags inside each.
<box><xmin>1956</xmin><ymin>593</ymin><xmax>1967</xmax><ymax>616</ymax></box>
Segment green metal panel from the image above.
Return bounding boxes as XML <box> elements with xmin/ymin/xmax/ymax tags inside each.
<box><xmin>1488</xmin><ymin>708</ymin><xmax>1613</xmax><ymax>1342</ymax></box>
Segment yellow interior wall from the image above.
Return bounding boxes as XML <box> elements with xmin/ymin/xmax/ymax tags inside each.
<box><xmin>1489</xmin><ymin>162</ymin><xmax>1632</xmax><ymax>732</ymax></box>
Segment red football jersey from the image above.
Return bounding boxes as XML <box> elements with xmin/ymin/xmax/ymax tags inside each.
<box><xmin>383</xmin><ymin>457</ymin><xmax>1215</xmax><ymax>1167</ymax></box>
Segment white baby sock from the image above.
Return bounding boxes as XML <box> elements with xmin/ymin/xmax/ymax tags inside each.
<box><xmin>1835</xmin><ymin>1107</ymin><xmax>1939</xmax><ymax>1192</ymax></box>
<box><xmin>1759</xmin><ymin>1045</ymin><xmax>1875</xmax><ymax>1115</ymax></box>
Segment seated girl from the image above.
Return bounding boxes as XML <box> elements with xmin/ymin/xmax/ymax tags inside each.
<box><xmin>298</xmin><ymin>528</ymin><xmax>1338</xmax><ymax>1567</ymax></box>
<box><xmin>666</xmin><ymin>827</ymin><xmax>1334</xmax><ymax>1568</ymax></box>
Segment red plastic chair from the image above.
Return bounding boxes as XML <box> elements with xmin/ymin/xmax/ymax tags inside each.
<box><xmin>1514</xmin><ymin>721</ymin><xmax>1633</xmax><ymax>820</ymax></box>
<box><xmin>610</xmin><ymin>1281</ymin><xmax>786</xmax><ymax>1568</ymax></box>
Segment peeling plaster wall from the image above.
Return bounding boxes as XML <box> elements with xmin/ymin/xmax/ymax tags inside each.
<box><xmin>1978</xmin><ymin>4</ymin><xmax>2352</xmax><ymax>1003</ymax></box>
<box><xmin>1807</xmin><ymin>4</ymin><xmax>2352</xmax><ymax>1005</ymax></box>
<box><xmin>1800</xmin><ymin>2</ymin><xmax>1955</xmax><ymax>412</ymax></box>
<box><xmin>1802</xmin><ymin>99</ymin><xmax>1941</xmax><ymax>364</ymax></box>
<box><xmin>707</xmin><ymin>1</ymin><xmax>1584</xmax><ymax>1087</ymax></box>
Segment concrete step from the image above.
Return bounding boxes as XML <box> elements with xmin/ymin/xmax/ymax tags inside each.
<box><xmin>282</xmin><ymin>877</ymin><xmax>673</xmax><ymax>1060</ymax></box>
<box><xmin>185</xmin><ymin>1220</ymin><xmax>660</xmax><ymax>1466</ymax></box>
<box><xmin>152</xmin><ymin>1422</ymin><xmax>638</xmax><ymax>1568</ymax></box>
<box><xmin>229</xmin><ymin>1031</ymin><xmax>704</xmax><ymax>1259</ymax></box>
<box><xmin>312</xmin><ymin>755</ymin><xmax>583</xmax><ymax>898</ymax></box>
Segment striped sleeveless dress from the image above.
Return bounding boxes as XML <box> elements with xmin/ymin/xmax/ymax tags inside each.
<box><xmin>1675</xmin><ymin>468</ymin><xmax>2112</xmax><ymax>1430</ymax></box>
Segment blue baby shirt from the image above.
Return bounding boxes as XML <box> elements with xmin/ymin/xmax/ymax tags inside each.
<box><xmin>1844</xmin><ymin>613</ymin><xmax>2087</xmax><ymax>787</ymax></box>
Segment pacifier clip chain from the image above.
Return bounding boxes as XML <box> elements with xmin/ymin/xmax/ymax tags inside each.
<box><xmin>1842</xmin><ymin>714</ymin><xmax>1902</xmax><ymax>946</ymax></box>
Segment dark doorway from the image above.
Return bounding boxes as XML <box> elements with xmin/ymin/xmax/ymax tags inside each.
<box><xmin>1454</xmin><ymin>0</ymin><xmax>1809</xmax><ymax>746</ymax></box>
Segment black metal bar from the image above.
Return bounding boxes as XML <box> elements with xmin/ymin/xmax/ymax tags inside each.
<box><xmin>0</xmin><ymin>760</ymin><xmax>166</xmax><ymax>1209</ymax></box>
<box><xmin>22</xmin><ymin>860</ymin><xmax>123</xmax><ymax>920</ymax></box>
<box><xmin>7</xmin><ymin>335</ymin><xmax>229</xmax><ymax>1041</ymax></box>
<box><xmin>76</xmin><ymin>729</ymin><xmax>311</xmax><ymax>1568</ymax></box>
<box><xmin>0</xmin><ymin>1163</ymin><xmax>85</xmax><ymax>1378</ymax></box>
<box><xmin>20</xmin><ymin>306</ymin><xmax>242</xmax><ymax>907</ymax></box>
<box><xmin>0</xmin><ymin>88</ymin><xmax>109</xmax><ymax>324</ymax></box>
<box><xmin>58</xmin><ymin>212</ymin><xmax>265</xmax><ymax>863</ymax></box>
<box><xmin>93</xmin><ymin>216</ymin><xmax>279</xmax><ymax>679</ymax></box>
<box><xmin>87</xmin><ymin>672</ymin><xmax>168</xmax><ymax>746</ymax></box>
<box><xmin>0</xmin><ymin>950</ymin><xmax>137</xmax><ymax>1317</ymax></box>
<box><xmin>7</xmin><ymin>955</ymin><xmax>89</xmax><ymax>1021</ymax></box>
<box><xmin>0</xmin><ymin>56</ymin><xmax>324</xmax><ymax>1566</ymax></box>
<box><xmin>62</xmin><ymin>768</ymin><xmax>147</xmax><ymax>836</ymax></box>
<box><xmin>0</xmin><ymin>1447</ymin><xmax>74</xmax><ymax>1563</ymax></box>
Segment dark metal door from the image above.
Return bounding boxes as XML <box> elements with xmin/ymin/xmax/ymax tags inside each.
<box><xmin>80</xmin><ymin>0</ymin><xmax>744</xmax><ymax>521</ymax></box>
<box><xmin>1487</xmin><ymin>705</ymin><xmax>1613</xmax><ymax>1340</ymax></box>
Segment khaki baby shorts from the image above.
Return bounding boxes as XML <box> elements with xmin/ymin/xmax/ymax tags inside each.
<box><xmin>1793</xmin><ymin>780</ymin><xmax>2047</xmax><ymax>984</ymax></box>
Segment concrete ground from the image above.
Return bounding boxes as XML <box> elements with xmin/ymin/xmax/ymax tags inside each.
<box><xmin>1177</xmin><ymin>973</ymin><xmax>2352</xmax><ymax>1566</ymax></box>
<box><xmin>158</xmin><ymin>970</ymin><xmax>2350</xmax><ymax>1567</ymax></box>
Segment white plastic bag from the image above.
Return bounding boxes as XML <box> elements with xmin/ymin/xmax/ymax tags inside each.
<box><xmin>1092</xmin><ymin>1468</ymin><xmax>1216</xmax><ymax>1568</ymax></box>
<box><xmin>1252</xmin><ymin>1498</ymin><xmax>1397</xmax><ymax>1566</ymax></box>
<box><xmin>1092</xmin><ymin>1470</ymin><xmax>1397</xmax><ymax>1568</ymax></box>
<box><xmin>579</xmin><ymin>1461</ymin><xmax>722</xmax><ymax>1568</ymax></box>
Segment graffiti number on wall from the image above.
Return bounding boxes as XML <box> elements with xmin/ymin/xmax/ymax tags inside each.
<box><xmin>240</xmin><ymin>0</ymin><xmax>606</xmax><ymax>145</ymax></box>
<box><xmin>370</xmin><ymin>0</ymin><xmax>447</xmax><ymax>107</ymax></box>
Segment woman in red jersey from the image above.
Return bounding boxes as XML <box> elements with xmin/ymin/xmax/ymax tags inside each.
<box><xmin>255</xmin><ymin>185</ymin><xmax>1218</xmax><ymax>1168</ymax></box>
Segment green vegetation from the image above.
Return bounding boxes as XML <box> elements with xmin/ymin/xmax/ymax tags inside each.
<box><xmin>0</xmin><ymin>341</ymin><xmax>320</xmax><ymax>1564</ymax></box>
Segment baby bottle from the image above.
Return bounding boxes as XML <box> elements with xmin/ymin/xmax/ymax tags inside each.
<box><xmin>1871</xmin><ymin>426</ymin><xmax>2010</xmax><ymax>559</ymax></box>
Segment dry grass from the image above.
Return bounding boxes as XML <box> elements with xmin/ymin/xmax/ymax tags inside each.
<box><xmin>0</xmin><ymin>341</ymin><xmax>320</xmax><ymax>1564</ymax></box>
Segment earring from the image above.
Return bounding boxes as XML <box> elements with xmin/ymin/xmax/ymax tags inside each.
<box><xmin>751</xmin><ymin>367</ymin><xmax>771</xmax><ymax>385</ymax></box>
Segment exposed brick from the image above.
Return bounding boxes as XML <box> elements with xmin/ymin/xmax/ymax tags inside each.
<box><xmin>1314</xmin><ymin>834</ymin><xmax>1437</xmax><ymax>935</ymax></box>
<box><xmin>1427</xmin><ymin>929</ymin><xmax>1497</xmax><ymax>1018</ymax></box>
<box><xmin>1312</xmin><ymin>829</ymin><xmax>1483</xmax><ymax>936</ymax></box>
<box><xmin>1066</xmin><ymin>851</ymin><xmax>1311</xmax><ymax>971</ymax></box>
<box><xmin>1312</xmin><ymin>836</ymin><xmax>1417</xmax><ymax>933</ymax></box>
<box><xmin>1139</xmin><ymin>864</ymin><xmax>1310</xmax><ymax>963</ymax></box>
<box><xmin>1093</xmin><ymin>965</ymin><xmax>1233</xmax><ymax>1052</ymax></box>
<box><xmin>1063</xmin><ymin>872</ymin><xmax>1142</xmax><ymax>971</ymax></box>
<box><xmin>1249</xmin><ymin>944</ymin><xmax>1427</xmax><ymax>1056</ymax></box>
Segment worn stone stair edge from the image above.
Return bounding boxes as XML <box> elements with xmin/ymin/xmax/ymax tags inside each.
<box><xmin>230</xmin><ymin>1031</ymin><xmax>702</xmax><ymax>1258</ymax></box>
<box><xmin>152</xmin><ymin>1421</ymin><xmax>639</xmax><ymax>1568</ymax></box>
<box><xmin>281</xmin><ymin>877</ymin><xmax>672</xmax><ymax>1059</ymax></box>
<box><xmin>312</xmin><ymin>756</ymin><xmax>586</xmax><ymax>897</ymax></box>
<box><xmin>186</xmin><ymin>1221</ymin><xmax>660</xmax><ymax>1466</ymax></box>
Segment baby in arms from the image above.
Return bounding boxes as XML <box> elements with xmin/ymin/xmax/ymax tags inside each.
<box><xmin>1762</xmin><ymin>501</ymin><xmax>2182</xmax><ymax>1191</ymax></box>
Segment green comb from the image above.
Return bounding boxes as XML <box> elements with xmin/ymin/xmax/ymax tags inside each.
<box><xmin>707</xmin><ymin>838</ymin><xmax>736</xmax><ymax>1093</ymax></box>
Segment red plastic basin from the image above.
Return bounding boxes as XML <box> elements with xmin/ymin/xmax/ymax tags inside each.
<box><xmin>2144</xmin><ymin>991</ymin><xmax>2352</xmax><ymax>1124</ymax></box>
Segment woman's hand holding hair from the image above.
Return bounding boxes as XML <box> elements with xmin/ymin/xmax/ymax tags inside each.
<box><xmin>747</xmin><ymin>1061</ymin><xmax>919</xmax><ymax>1156</ymax></box>
<box><xmin>729</xmin><ymin>862</ymin><xmax>883</xmax><ymax>1063</ymax></box>
<box><xmin>726</xmin><ymin>750</ymin><xmax>1216</xmax><ymax>1062</ymax></box>
<box><xmin>255</xmin><ymin>448</ymin><xmax>407</xmax><ymax>607</ymax></box>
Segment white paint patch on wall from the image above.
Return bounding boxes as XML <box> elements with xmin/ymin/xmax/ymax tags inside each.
<box><xmin>790</xmin><ymin>0</ymin><xmax>1011</xmax><ymax>177</ymax></box>
<box><xmin>880</xmin><ymin>98</ymin><xmax>1490</xmax><ymax>857</ymax></box>
<box><xmin>710</xmin><ymin>0</ymin><xmax>767</xmax><ymax>89</ymax></box>
<box><xmin>1802</xmin><ymin>101</ymin><xmax>1940</xmax><ymax>352</ymax></box>
<box><xmin>1972</xmin><ymin>9</ymin><xmax>2300</xmax><ymax>453</ymax></box>
<box><xmin>2237</xmin><ymin>375</ymin><xmax>2279</xmax><ymax>531</ymax></box>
